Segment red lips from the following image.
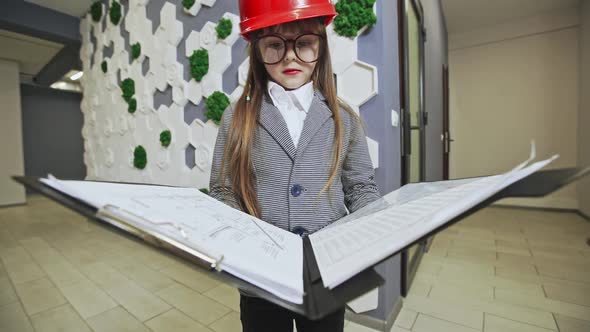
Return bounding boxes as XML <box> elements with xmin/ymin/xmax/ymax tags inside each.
<box><xmin>282</xmin><ymin>69</ymin><xmax>301</xmax><ymax>75</ymax></box>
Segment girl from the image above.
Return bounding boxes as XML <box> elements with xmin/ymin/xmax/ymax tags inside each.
<box><xmin>210</xmin><ymin>1</ymin><xmax>381</xmax><ymax>331</ymax></box>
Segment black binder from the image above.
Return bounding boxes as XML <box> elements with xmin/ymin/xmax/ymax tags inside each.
<box><xmin>12</xmin><ymin>166</ymin><xmax>589</xmax><ymax>320</ymax></box>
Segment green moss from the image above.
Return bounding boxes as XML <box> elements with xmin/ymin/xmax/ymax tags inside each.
<box><xmin>199</xmin><ymin>188</ymin><xmax>209</xmax><ymax>195</ymax></box>
<box><xmin>131</xmin><ymin>43</ymin><xmax>141</xmax><ymax>60</ymax></box>
<box><xmin>204</xmin><ymin>91</ymin><xmax>230</xmax><ymax>125</ymax></box>
<box><xmin>128</xmin><ymin>98</ymin><xmax>137</xmax><ymax>113</ymax></box>
<box><xmin>333</xmin><ymin>0</ymin><xmax>377</xmax><ymax>38</ymax></box>
<box><xmin>182</xmin><ymin>0</ymin><xmax>195</xmax><ymax>10</ymax></box>
<box><xmin>160</xmin><ymin>130</ymin><xmax>171</xmax><ymax>147</ymax></box>
<box><xmin>109</xmin><ymin>1</ymin><xmax>122</xmax><ymax>25</ymax></box>
<box><xmin>216</xmin><ymin>18</ymin><xmax>233</xmax><ymax>40</ymax></box>
<box><xmin>101</xmin><ymin>60</ymin><xmax>107</xmax><ymax>73</ymax></box>
<box><xmin>189</xmin><ymin>49</ymin><xmax>209</xmax><ymax>82</ymax></box>
<box><xmin>90</xmin><ymin>1</ymin><xmax>102</xmax><ymax>22</ymax></box>
<box><xmin>120</xmin><ymin>78</ymin><xmax>135</xmax><ymax>103</ymax></box>
<box><xmin>133</xmin><ymin>145</ymin><xmax>147</xmax><ymax>169</ymax></box>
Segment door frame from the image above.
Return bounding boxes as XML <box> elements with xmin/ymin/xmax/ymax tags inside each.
<box><xmin>398</xmin><ymin>0</ymin><xmax>427</xmax><ymax>297</ymax></box>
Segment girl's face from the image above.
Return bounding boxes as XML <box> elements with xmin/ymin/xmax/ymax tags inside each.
<box><xmin>256</xmin><ymin>21</ymin><xmax>322</xmax><ymax>90</ymax></box>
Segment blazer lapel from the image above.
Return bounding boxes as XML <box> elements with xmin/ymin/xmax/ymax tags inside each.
<box><xmin>295</xmin><ymin>91</ymin><xmax>333</xmax><ymax>159</ymax></box>
<box><xmin>258</xmin><ymin>94</ymin><xmax>297</xmax><ymax>160</ymax></box>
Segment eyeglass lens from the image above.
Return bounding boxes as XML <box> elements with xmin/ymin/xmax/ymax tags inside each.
<box><xmin>257</xmin><ymin>34</ymin><xmax>321</xmax><ymax>64</ymax></box>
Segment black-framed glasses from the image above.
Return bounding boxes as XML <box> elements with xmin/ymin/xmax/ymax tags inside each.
<box><xmin>254</xmin><ymin>33</ymin><xmax>323</xmax><ymax>65</ymax></box>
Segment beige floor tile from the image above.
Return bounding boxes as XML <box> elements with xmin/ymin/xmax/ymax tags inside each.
<box><xmin>30</xmin><ymin>305</ymin><xmax>92</xmax><ymax>332</ymax></box>
<box><xmin>393</xmin><ymin>307</ymin><xmax>417</xmax><ymax>330</ymax></box>
<box><xmin>481</xmin><ymin>300</ymin><xmax>557</xmax><ymax>330</ymax></box>
<box><xmin>554</xmin><ymin>313</ymin><xmax>590</xmax><ymax>332</ymax></box>
<box><xmin>438</xmin><ymin>259</ymin><xmax>496</xmax><ymax>276</ymax></box>
<box><xmin>495</xmin><ymin>239</ymin><xmax>529</xmax><ymax>248</ymax></box>
<box><xmin>80</xmin><ymin>262</ymin><xmax>132</xmax><ymax>289</ymax></box>
<box><xmin>429</xmin><ymin>283</ymin><xmax>493</xmax><ymax>302</ymax></box>
<box><xmin>156</xmin><ymin>283</ymin><xmax>231</xmax><ymax>325</ymax></box>
<box><xmin>447</xmin><ymin>247</ymin><xmax>497</xmax><ymax>262</ymax></box>
<box><xmin>495</xmin><ymin>266</ymin><xmax>543</xmax><ymax>284</ymax></box>
<box><xmin>86</xmin><ymin>306</ymin><xmax>150</xmax><ymax>332</ymax></box>
<box><xmin>3</xmin><ymin>259</ymin><xmax>46</xmax><ymax>285</ymax></box>
<box><xmin>536</xmin><ymin>264</ymin><xmax>590</xmax><ymax>283</ymax></box>
<box><xmin>0</xmin><ymin>276</ymin><xmax>17</xmax><ymax>306</ymax></box>
<box><xmin>543</xmin><ymin>282</ymin><xmax>590</xmax><ymax>306</ymax></box>
<box><xmin>0</xmin><ymin>302</ymin><xmax>34</xmax><ymax>332</ymax></box>
<box><xmin>412</xmin><ymin>314</ymin><xmax>479</xmax><ymax>332</ymax></box>
<box><xmin>37</xmin><ymin>261</ymin><xmax>87</xmax><ymax>289</ymax></box>
<box><xmin>203</xmin><ymin>284</ymin><xmax>241</xmax><ymax>312</ymax></box>
<box><xmin>495</xmin><ymin>245</ymin><xmax>532</xmax><ymax>257</ymax></box>
<box><xmin>115</xmin><ymin>263</ymin><xmax>176</xmax><ymax>293</ymax></box>
<box><xmin>145</xmin><ymin>309</ymin><xmax>213</xmax><ymax>332</ymax></box>
<box><xmin>344</xmin><ymin>321</ymin><xmax>379</xmax><ymax>332</ymax></box>
<box><xmin>59</xmin><ymin>279</ymin><xmax>117</xmax><ymax>319</ymax></box>
<box><xmin>494</xmin><ymin>288</ymin><xmax>590</xmax><ymax>323</ymax></box>
<box><xmin>57</xmin><ymin>247</ymin><xmax>100</xmax><ymax>267</ymax></box>
<box><xmin>14</xmin><ymin>277</ymin><xmax>67</xmax><ymax>315</ymax></box>
<box><xmin>133</xmin><ymin>248</ymin><xmax>180</xmax><ymax>271</ymax></box>
<box><xmin>484</xmin><ymin>314</ymin><xmax>555</xmax><ymax>331</ymax></box>
<box><xmin>496</xmin><ymin>264</ymin><xmax>538</xmax><ymax>276</ymax></box>
<box><xmin>407</xmin><ymin>280</ymin><xmax>431</xmax><ymax>297</ymax></box>
<box><xmin>497</xmin><ymin>252</ymin><xmax>534</xmax><ymax>266</ymax></box>
<box><xmin>209</xmin><ymin>311</ymin><xmax>242</xmax><ymax>332</ymax></box>
<box><xmin>495</xmin><ymin>283</ymin><xmax>546</xmax><ymax>298</ymax></box>
<box><xmin>389</xmin><ymin>326</ymin><xmax>411</xmax><ymax>332</ymax></box>
<box><xmin>403</xmin><ymin>295</ymin><xmax>483</xmax><ymax>329</ymax></box>
<box><xmin>107</xmin><ymin>282</ymin><xmax>172</xmax><ymax>322</ymax></box>
<box><xmin>158</xmin><ymin>262</ymin><xmax>221</xmax><ymax>293</ymax></box>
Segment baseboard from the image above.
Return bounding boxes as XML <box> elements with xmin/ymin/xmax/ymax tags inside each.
<box><xmin>345</xmin><ymin>297</ymin><xmax>403</xmax><ymax>332</ymax></box>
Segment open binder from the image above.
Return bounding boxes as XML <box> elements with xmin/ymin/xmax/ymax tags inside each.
<box><xmin>12</xmin><ymin>155</ymin><xmax>590</xmax><ymax>320</ymax></box>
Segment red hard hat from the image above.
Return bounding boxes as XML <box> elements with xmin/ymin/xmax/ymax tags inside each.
<box><xmin>239</xmin><ymin>0</ymin><xmax>337</xmax><ymax>40</ymax></box>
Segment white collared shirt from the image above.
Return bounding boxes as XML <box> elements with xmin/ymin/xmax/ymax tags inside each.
<box><xmin>267</xmin><ymin>81</ymin><xmax>314</xmax><ymax>148</ymax></box>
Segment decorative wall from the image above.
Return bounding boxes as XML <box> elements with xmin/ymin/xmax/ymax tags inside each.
<box><xmin>79</xmin><ymin>0</ymin><xmax>380</xmax><ymax>189</ymax></box>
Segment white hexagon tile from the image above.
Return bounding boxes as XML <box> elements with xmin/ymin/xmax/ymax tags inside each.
<box><xmin>199</xmin><ymin>21</ymin><xmax>218</xmax><ymax>51</ymax></box>
<box><xmin>184</xmin><ymin>0</ymin><xmax>202</xmax><ymax>16</ymax></box>
<box><xmin>220</xmin><ymin>13</ymin><xmax>241</xmax><ymax>46</ymax></box>
<box><xmin>336</xmin><ymin>60</ymin><xmax>378</xmax><ymax>107</ymax></box>
<box><xmin>189</xmin><ymin>119</ymin><xmax>219</xmax><ymax>188</ymax></box>
<box><xmin>238</xmin><ymin>58</ymin><xmax>249</xmax><ymax>86</ymax></box>
<box><xmin>327</xmin><ymin>24</ymin><xmax>357</xmax><ymax>75</ymax></box>
<box><xmin>209</xmin><ymin>43</ymin><xmax>232</xmax><ymax>75</ymax></box>
<box><xmin>185</xmin><ymin>30</ymin><xmax>201</xmax><ymax>57</ymax></box>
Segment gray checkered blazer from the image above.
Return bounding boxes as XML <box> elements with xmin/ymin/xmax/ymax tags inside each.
<box><xmin>209</xmin><ymin>90</ymin><xmax>380</xmax><ymax>236</ymax></box>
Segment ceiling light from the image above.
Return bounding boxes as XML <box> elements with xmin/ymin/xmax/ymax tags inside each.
<box><xmin>70</xmin><ymin>71</ymin><xmax>83</xmax><ymax>80</ymax></box>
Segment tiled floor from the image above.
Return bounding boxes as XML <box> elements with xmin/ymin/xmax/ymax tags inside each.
<box><xmin>0</xmin><ymin>196</ymin><xmax>589</xmax><ymax>332</ymax></box>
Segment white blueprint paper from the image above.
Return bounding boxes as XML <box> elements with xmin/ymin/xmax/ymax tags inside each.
<box><xmin>40</xmin><ymin>178</ymin><xmax>304</xmax><ymax>303</ymax></box>
<box><xmin>310</xmin><ymin>152</ymin><xmax>558</xmax><ymax>289</ymax></box>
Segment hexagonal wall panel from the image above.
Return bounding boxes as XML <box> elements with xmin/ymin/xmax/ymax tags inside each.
<box><xmin>185</xmin><ymin>31</ymin><xmax>201</xmax><ymax>57</ymax></box>
<box><xmin>337</xmin><ymin>61</ymin><xmax>378</xmax><ymax>107</ymax></box>
<box><xmin>199</xmin><ymin>22</ymin><xmax>217</xmax><ymax>51</ymax></box>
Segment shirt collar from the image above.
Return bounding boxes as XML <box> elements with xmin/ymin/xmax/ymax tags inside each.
<box><xmin>267</xmin><ymin>80</ymin><xmax>314</xmax><ymax>113</ymax></box>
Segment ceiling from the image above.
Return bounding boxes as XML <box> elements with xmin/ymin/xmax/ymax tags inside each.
<box><xmin>24</xmin><ymin>0</ymin><xmax>94</xmax><ymax>18</ymax></box>
<box><xmin>442</xmin><ymin>0</ymin><xmax>580</xmax><ymax>34</ymax></box>
<box><xmin>0</xmin><ymin>29</ymin><xmax>63</xmax><ymax>77</ymax></box>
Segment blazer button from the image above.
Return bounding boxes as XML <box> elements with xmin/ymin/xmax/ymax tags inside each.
<box><xmin>290</xmin><ymin>184</ymin><xmax>302</xmax><ymax>197</ymax></box>
<box><xmin>292</xmin><ymin>226</ymin><xmax>308</xmax><ymax>237</ymax></box>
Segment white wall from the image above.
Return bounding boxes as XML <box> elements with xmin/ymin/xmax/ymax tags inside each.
<box><xmin>580</xmin><ymin>2</ymin><xmax>590</xmax><ymax>216</ymax></box>
<box><xmin>449</xmin><ymin>8</ymin><xmax>580</xmax><ymax>209</ymax></box>
<box><xmin>0</xmin><ymin>59</ymin><xmax>25</xmax><ymax>206</ymax></box>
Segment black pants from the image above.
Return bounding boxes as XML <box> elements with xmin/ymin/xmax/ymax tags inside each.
<box><xmin>240</xmin><ymin>295</ymin><xmax>345</xmax><ymax>332</ymax></box>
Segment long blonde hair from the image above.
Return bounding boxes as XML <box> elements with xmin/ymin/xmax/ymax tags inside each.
<box><xmin>220</xmin><ymin>18</ymin><xmax>356</xmax><ymax>218</ymax></box>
